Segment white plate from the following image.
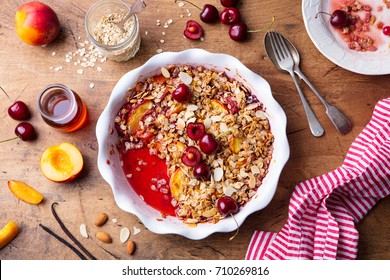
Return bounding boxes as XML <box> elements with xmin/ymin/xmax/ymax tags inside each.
<box><xmin>96</xmin><ymin>49</ymin><xmax>289</xmax><ymax>240</ymax></box>
<box><xmin>302</xmin><ymin>0</ymin><xmax>390</xmax><ymax>75</ymax></box>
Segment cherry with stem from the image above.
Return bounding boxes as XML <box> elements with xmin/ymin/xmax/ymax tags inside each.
<box><xmin>229</xmin><ymin>16</ymin><xmax>275</xmax><ymax>41</ymax></box>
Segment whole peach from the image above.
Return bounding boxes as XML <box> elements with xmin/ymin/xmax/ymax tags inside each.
<box><xmin>15</xmin><ymin>1</ymin><xmax>60</xmax><ymax>46</ymax></box>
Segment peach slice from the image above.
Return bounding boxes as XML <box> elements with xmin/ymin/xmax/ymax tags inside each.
<box><xmin>8</xmin><ymin>180</ymin><xmax>43</xmax><ymax>205</ymax></box>
<box><xmin>169</xmin><ymin>168</ymin><xmax>187</xmax><ymax>200</ymax></box>
<box><xmin>229</xmin><ymin>135</ymin><xmax>242</xmax><ymax>154</ymax></box>
<box><xmin>211</xmin><ymin>99</ymin><xmax>228</xmax><ymax>113</ymax></box>
<box><xmin>127</xmin><ymin>101</ymin><xmax>153</xmax><ymax>134</ymax></box>
<box><xmin>0</xmin><ymin>221</ymin><xmax>19</xmax><ymax>249</ymax></box>
<box><xmin>40</xmin><ymin>142</ymin><xmax>83</xmax><ymax>183</ymax></box>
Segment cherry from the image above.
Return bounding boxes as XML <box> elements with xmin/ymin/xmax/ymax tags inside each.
<box><xmin>199</xmin><ymin>133</ymin><xmax>219</xmax><ymax>154</ymax></box>
<box><xmin>186</xmin><ymin>122</ymin><xmax>205</xmax><ymax>140</ymax></box>
<box><xmin>316</xmin><ymin>10</ymin><xmax>350</xmax><ymax>29</ymax></box>
<box><xmin>200</xmin><ymin>4</ymin><xmax>219</xmax><ymax>23</ymax></box>
<box><xmin>220</xmin><ymin>7</ymin><xmax>241</xmax><ymax>25</ymax></box>
<box><xmin>229</xmin><ymin>22</ymin><xmax>247</xmax><ymax>41</ymax></box>
<box><xmin>177</xmin><ymin>1</ymin><xmax>219</xmax><ymax>23</ymax></box>
<box><xmin>221</xmin><ymin>0</ymin><xmax>239</xmax><ymax>7</ymax></box>
<box><xmin>217</xmin><ymin>196</ymin><xmax>239</xmax><ymax>217</ymax></box>
<box><xmin>8</xmin><ymin>100</ymin><xmax>31</xmax><ymax>120</ymax></box>
<box><xmin>15</xmin><ymin>122</ymin><xmax>36</xmax><ymax>141</ymax></box>
<box><xmin>183</xmin><ymin>20</ymin><xmax>204</xmax><ymax>40</ymax></box>
<box><xmin>383</xmin><ymin>26</ymin><xmax>390</xmax><ymax>36</ymax></box>
<box><xmin>193</xmin><ymin>161</ymin><xmax>211</xmax><ymax>180</ymax></box>
<box><xmin>172</xmin><ymin>83</ymin><xmax>193</xmax><ymax>102</ymax></box>
<box><xmin>181</xmin><ymin>146</ymin><xmax>202</xmax><ymax>166</ymax></box>
<box><xmin>229</xmin><ymin>17</ymin><xmax>275</xmax><ymax>41</ymax></box>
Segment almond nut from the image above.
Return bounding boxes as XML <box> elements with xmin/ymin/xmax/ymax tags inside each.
<box><xmin>96</xmin><ymin>231</ymin><xmax>112</xmax><ymax>243</ymax></box>
<box><xmin>95</xmin><ymin>213</ymin><xmax>108</xmax><ymax>227</ymax></box>
<box><xmin>126</xmin><ymin>240</ymin><xmax>136</xmax><ymax>255</ymax></box>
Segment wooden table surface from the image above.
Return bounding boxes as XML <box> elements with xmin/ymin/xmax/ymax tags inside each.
<box><xmin>1</xmin><ymin>0</ymin><xmax>389</xmax><ymax>260</ymax></box>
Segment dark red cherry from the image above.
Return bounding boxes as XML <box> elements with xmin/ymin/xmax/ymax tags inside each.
<box><xmin>15</xmin><ymin>122</ymin><xmax>36</xmax><ymax>141</ymax></box>
<box><xmin>181</xmin><ymin>146</ymin><xmax>202</xmax><ymax>166</ymax></box>
<box><xmin>8</xmin><ymin>101</ymin><xmax>31</xmax><ymax>120</ymax></box>
<box><xmin>199</xmin><ymin>133</ymin><xmax>219</xmax><ymax>154</ymax></box>
<box><xmin>193</xmin><ymin>162</ymin><xmax>211</xmax><ymax>180</ymax></box>
<box><xmin>229</xmin><ymin>23</ymin><xmax>248</xmax><ymax>41</ymax></box>
<box><xmin>200</xmin><ymin>4</ymin><xmax>219</xmax><ymax>23</ymax></box>
<box><xmin>220</xmin><ymin>7</ymin><xmax>241</xmax><ymax>25</ymax></box>
<box><xmin>217</xmin><ymin>196</ymin><xmax>239</xmax><ymax>216</ymax></box>
<box><xmin>186</xmin><ymin>122</ymin><xmax>205</xmax><ymax>140</ymax></box>
<box><xmin>183</xmin><ymin>20</ymin><xmax>204</xmax><ymax>40</ymax></box>
<box><xmin>330</xmin><ymin>10</ymin><xmax>350</xmax><ymax>28</ymax></box>
<box><xmin>172</xmin><ymin>83</ymin><xmax>192</xmax><ymax>103</ymax></box>
<box><xmin>221</xmin><ymin>0</ymin><xmax>239</xmax><ymax>7</ymax></box>
<box><xmin>178</xmin><ymin>1</ymin><xmax>219</xmax><ymax>23</ymax></box>
<box><xmin>316</xmin><ymin>10</ymin><xmax>350</xmax><ymax>29</ymax></box>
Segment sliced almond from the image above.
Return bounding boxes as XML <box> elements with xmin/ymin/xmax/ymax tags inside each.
<box><xmin>213</xmin><ymin>167</ymin><xmax>224</xmax><ymax>182</ymax></box>
<box><xmin>79</xmin><ymin>224</ymin><xmax>88</xmax><ymax>238</ymax></box>
<box><xmin>95</xmin><ymin>212</ymin><xmax>108</xmax><ymax>227</ymax></box>
<box><xmin>120</xmin><ymin>227</ymin><xmax>131</xmax><ymax>244</ymax></box>
<box><xmin>133</xmin><ymin>226</ymin><xmax>141</xmax><ymax>235</ymax></box>
<box><xmin>161</xmin><ymin>67</ymin><xmax>170</xmax><ymax>78</ymax></box>
<box><xmin>96</xmin><ymin>231</ymin><xmax>112</xmax><ymax>243</ymax></box>
<box><xmin>126</xmin><ymin>240</ymin><xmax>136</xmax><ymax>255</ymax></box>
<box><xmin>178</xmin><ymin>71</ymin><xmax>192</xmax><ymax>85</ymax></box>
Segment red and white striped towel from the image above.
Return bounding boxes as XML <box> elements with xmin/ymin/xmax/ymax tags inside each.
<box><xmin>246</xmin><ymin>97</ymin><xmax>390</xmax><ymax>260</ymax></box>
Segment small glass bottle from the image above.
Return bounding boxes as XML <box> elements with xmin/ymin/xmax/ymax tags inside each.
<box><xmin>85</xmin><ymin>0</ymin><xmax>141</xmax><ymax>62</ymax></box>
<box><xmin>37</xmin><ymin>84</ymin><xmax>88</xmax><ymax>132</ymax></box>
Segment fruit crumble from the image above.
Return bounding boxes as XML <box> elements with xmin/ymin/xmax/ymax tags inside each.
<box><xmin>115</xmin><ymin>64</ymin><xmax>274</xmax><ymax>225</ymax></box>
<box><xmin>330</xmin><ymin>0</ymin><xmax>390</xmax><ymax>52</ymax></box>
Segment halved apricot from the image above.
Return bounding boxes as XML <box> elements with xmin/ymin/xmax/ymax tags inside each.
<box><xmin>8</xmin><ymin>180</ymin><xmax>43</xmax><ymax>204</ymax></box>
<box><xmin>40</xmin><ymin>142</ymin><xmax>83</xmax><ymax>183</ymax></box>
<box><xmin>127</xmin><ymin>101</ymin><xmax>153</xmax><ymax>134</ymax></box>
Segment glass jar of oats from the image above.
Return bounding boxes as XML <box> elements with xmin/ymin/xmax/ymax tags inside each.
<box><xmin>85</xmin><ymin>0</ymin><xmax>141</xmax><ymax>62</ymax></box>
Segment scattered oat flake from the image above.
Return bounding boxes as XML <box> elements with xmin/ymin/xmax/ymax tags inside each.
<box><xmin>160</xmin><ymin>39</ymin><xmax>165</xmax><ymax>44</ymax></box>
<box><xmin>97</xmin><ymin>66</ymin><xmax>102</xmax><ymax>72</ymax></box>
<box><xmin>79</xmin><ymin>224</ymin><xmax>88</xmax><ymax>238</ymax></box>
<box><xmin>178</xmin><ymin>2</ymin><xmax>185</xmax><ymax>7</ymax></box>
<box><xmin>77</xmin><ymin>69</ymin><xmax>84</xmax><ymax>75</ymax></box>
<box><xmin>52</xmin><ymin>51</ymin><xmax>56</xmax><ymax>56</ymax></box>
<box><xmin>156</xmin><ymin>48</ymin><xmax>163</xmax><ymax>53</ymax></box>
<box><xmin>89</xmin><ymin>83</ymin><xmax>95</xmax><ymax>89</ymax></box>
<box><xmin>120</xmin><ymin>227</ymin><xmax>131</xmax><ymax>243</ymax></box>
<box><xmin>133</xmin><ymin>226</ymin><xmax>141</xmax><ymax>235</ymax></box>
<box><xmin>112</xmin><ymin>218</ymin><xmax>118</xmax><ymax>224</ymax></box>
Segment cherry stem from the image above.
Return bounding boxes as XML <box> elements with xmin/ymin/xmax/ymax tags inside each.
<box><xmin>175</xmin><ymin>0</ymin><xmax>201</xmax><ymax>11</ymax></box>
<box><xmin>247</xmin><ymin>16</ymin><xmax>275</xmax><ymax>33</ymax></box>
<box><xmin>0</xmin><ymin>136</ymin><xmax>18</xmax><ymax>144</ymax></box>
<box><xmin>0</xmin><ymin>86</ymin><xmax>13</xmax><ymax>102</ymax></box>
<box><xmin>315</xmin><ymin>11</ymin><xmax>332</xmax><ymax>19</ymax></box>
<box><xmin>228</xmin><ymin>213</ymin><xmax>240</xmax><ymax>241</ymax></box>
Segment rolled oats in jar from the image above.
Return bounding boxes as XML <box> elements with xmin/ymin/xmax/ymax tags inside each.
<box><xmin>85</xmin><ymin>0</ymin><xmax>141</xmax><ymax>62</ymax></box>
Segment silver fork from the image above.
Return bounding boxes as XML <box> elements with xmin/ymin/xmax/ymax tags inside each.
<box><xmin>269</xmin><ymin>31</ymin><xmax>324</xmax><ymax>137</ymax></box>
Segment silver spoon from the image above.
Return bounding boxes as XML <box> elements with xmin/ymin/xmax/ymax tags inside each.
<box><xmin>264</xmin><ymin>32</ymin><xmax>352</xmax><ymax>135</ymax></box>
<box><xmin>115</xmin><ymin>0</ymin><xmax>147</xmax><ymax>32</ymax></box>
